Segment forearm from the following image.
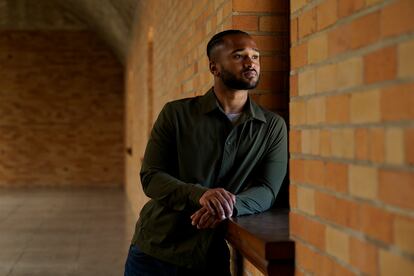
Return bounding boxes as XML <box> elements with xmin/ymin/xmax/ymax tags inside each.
<box><xmin>234</xmin><ymin>119</ymin><xmax>288</xmax><ymax>216</ymax></box>
<box><xmin>141</xmin><ymin>168</ymin><xmax>208</xmax><ymax>212</ymax></box>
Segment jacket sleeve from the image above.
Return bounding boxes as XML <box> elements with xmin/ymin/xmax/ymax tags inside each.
<box><xmin>140</xmin><ymin>102</ymin><xmax>208</xmax><ymax>212</ymax></box>
<box><xmin>234</xmin><ymin>117</ymin><xmax>288</xmax><ymax>216</ymax></box>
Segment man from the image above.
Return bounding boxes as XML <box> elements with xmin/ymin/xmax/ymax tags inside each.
<box><xmin>125</xmin><ymin>29</ymin><xmax>287</xmax><ymax>276</ymax></box>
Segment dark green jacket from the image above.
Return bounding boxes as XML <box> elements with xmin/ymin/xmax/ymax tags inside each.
<box><xmin>132</xmin><ymin>88</ymin><xmax>287</xmax><ymax>268</ymax></box>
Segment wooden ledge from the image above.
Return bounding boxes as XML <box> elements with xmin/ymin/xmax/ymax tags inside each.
<box><xmin>226</xmin><ymin>208</ymin><xmax>294</xmax><ymax>276</ymax></box>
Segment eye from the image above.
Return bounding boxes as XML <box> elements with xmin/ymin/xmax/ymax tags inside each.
<box><xmin>252</xmin><ymin>55</ymin><xmax>259</xmax><ymax>60</ymax></box>
<box><xmin>233</xmin><ymin>54</ymin><xmax>242</xmax><ymax>59</ymax></box>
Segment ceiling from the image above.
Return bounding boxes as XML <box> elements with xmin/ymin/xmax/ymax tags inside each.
<box><xmin>0</xmin><ymin>0</ymin><xmax>139</xmax><ymax>63</ymax></box>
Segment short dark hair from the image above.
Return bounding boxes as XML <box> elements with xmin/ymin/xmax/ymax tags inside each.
<box><xmin>206</xmin><ymin>29</ymin><xmax>250</xmax><ymax>60</ymax></box>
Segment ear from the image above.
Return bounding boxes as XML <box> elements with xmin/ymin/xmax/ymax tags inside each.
<box><xmin>209</xmin><ymin>61</ymin><xmax>220</xmax><ymax>77</ymax></box>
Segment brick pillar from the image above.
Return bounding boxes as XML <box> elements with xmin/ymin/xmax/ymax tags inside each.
<box><xmin>290</xmin><ymin>0</ymin><xmax>414</xmax><ymax>274</ymax></box>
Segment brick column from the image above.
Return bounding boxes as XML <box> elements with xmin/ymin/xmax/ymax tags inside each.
<box><xmin>290</xmin><ymin>0</ymin><xmax>414</xmax><ymax>275</ymax></box>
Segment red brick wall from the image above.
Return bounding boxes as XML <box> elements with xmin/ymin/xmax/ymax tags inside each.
<box><xmin>290</xmin><ymin>0</ymin><xmax>414</xmax><ymax>274</ymax></box>
<box><xmin>0</xmin><ymin>31</ymin><xmax>124</xmax><ymax>187</ymax></box>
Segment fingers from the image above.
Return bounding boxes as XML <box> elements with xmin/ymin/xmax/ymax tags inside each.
<box><xmin>197</xmin><ymin>210</ymin><xmax>212</xmax><ymax>229</ymax></box>
<box><xmin>190</xmin><ymin>206</ymin><xmax>226</xmax><ymax>229</ymax></box>
<box><xmin>210</xmin><ymin>197</ymin><xmax>226</xmax><ymax>219</ymax></box>
<box><xmin>190</xmin><ymin>207</ymin><xmax>207</xmax><ymax>226</ymax></box>
<box><xmin>205</xmin><ymin>201</ymin><xmax>216</xmax><ymax>216</ymax></box>
<box><xmin>214</xmin><ymin>192</ymin><xmax>232</xmax><ymax>218</ymax></box>
<box><xmin>196</xmin><ymin>211</ymin><xmax>221</xmax><ymax>229</ymax></box>
<box><xmin>199</xmin><ymin>188</ymin><xmax>236</xmax><ymax>219</ymax></box>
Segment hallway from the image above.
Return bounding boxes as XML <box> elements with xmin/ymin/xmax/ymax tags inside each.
<box><xmin>0</xmin><ymin>189</ymin><xmax>136</xmax><ymax>276</ymax></box>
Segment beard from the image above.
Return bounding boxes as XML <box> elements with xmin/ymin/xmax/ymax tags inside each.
<box><xmin>220</xmin><ymin>68</ymin><xmax>260</xmax><ymax>90</ymax></box>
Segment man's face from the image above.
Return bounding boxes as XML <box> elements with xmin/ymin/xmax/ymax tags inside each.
<box><xmin>212</xmin><ymin>34</ymin><xmax>260</xmax><ymax>90</ymax></box>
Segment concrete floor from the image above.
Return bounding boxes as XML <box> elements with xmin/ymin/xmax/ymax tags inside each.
<box><xmin>0</xmin><ymin>188</ymin><xmax>137</xmax><ymax>276</ymax></box>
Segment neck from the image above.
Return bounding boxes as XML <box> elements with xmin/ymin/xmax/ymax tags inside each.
<box><xmin>213</xmin><ymin>82</ymin><xmax>248</xmax><ymax>114</ymax></box>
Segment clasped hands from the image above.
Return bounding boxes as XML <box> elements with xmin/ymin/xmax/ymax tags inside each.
<box><xmin>190</xmin><ymin>188</ymin><xmax>236</xmax><ymax>229</ymax></box>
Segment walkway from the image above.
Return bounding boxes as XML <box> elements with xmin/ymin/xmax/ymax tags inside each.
<box><xmin>0</xmin><ymin>188</ymin><xmax>136</xmax><ymax>276</ymax></box>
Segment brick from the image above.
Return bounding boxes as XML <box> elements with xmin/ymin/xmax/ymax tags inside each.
<box><xmin>255</xmin><ymin>92</ymin><xmax>288</xmax><ymax>111</ymax></box>
<box><xmin>331</xmin><ymin>128</ymin><xmax>354</xmax><ymax>159</ymax></box>
<box><xmin>364</xmin><ymin>46</ymin><xmax>397</xmax><ymax>84</ymax></box>
<box><xmin>308</xmin><ymin>33</ymin><xmax>328</xmax><ymax>64</ymax></box>
<box><xmin>256</xmin><ymin>72</ymin><xmax>285</xmax><ymax>91</ymax></box>
<box><xmin>298</xmin><ymin>69</ymin><xmax>316</xmax><ymax>95</ymax></box>
<box><xmin>291</xmin><ymin>18</ymin><xmax>298</xmax><ymax>44</ymax></box>
<box><xmin>316</xmin><ymin>63</ymin><xmax>337</xmax><ymax>93</ymax></box>
<box><xmin>326</xmin><ymin>94</ymin><xmax>350</xmax><ymax>124</ymax></box>
<box><xmin>310</xmin><ymin>129</ymin><xmax>320</xmax><ymax>156</ymax></box>
<box><xmin>290</xmin><ymin>74</ymin><xmax>298</xmax><ymax>97</ymax></box>
<box><xmin>328</xmin><ymin>23</ymin><xmax>352</xmax><ymax>56</ymax></box>
<box><xmin>398</xmin><ymin>39</ymin><xmax>414</xmax><ymax>78</ymax></box>
<box><xmin>290</xmin><ymin>129</ymin><xmax>301</xmax><ymax>153</ymax></box>
<box><xmin>325</xmin><ymin>162</ymin><xmax>348</xmax><ymax>192</ymax></box>
<box><xmin>251</xmin><ymin>35</ymin><xmax>285</xmax><ymax>51</ymax></box>
<box><xmin>290</xmin><ymin>212</ymin><xmax>326</xmax><ymax>249</ymax></box>
<box><xmin>355</xmin><ymin>128</ymin><xmax>369</xmax><ymax>160</ymax></box>
<box><xmin>369</xmin><ymin>128</ymin><xmax>385</xmax><ymax>163</ymax></box>
<box><xmin>298</xmin><ymin>8</ymin><xmax>316</xmax><ymax>38</ymax></box>
<box><xmin>379</xmin><ymin>250</ymin><xmax>414</xmax><ymax>276</ymax></box>
<box><xmin>350</xmin><ymin>89</ymin><xmax>381</xmax><ymax>123</ymax></box>
<box><xmin>291</xmin><ymin>42</ymin><xmax>308</xmax><ymax>69</ymax></box>
<box><xmin>337</xmin><ymin>57</ymin><xmax>363</xmax><ymax>90</ymax></box>
<box><xmin>381</xmin><ymin>83</ymin><xmax>414</xmax><ymax>121</ymax></box>
<box><xmin>259</xmin><ymin>15</ymin><xmax>287</xmax><ymax>32</ymax></box>
<box><xmin>290</xmin><ymin>184</ymin><xmax>298</xmax><ymax>209</ymax></box>
<box><xmin>366</xmin><ymin>0</ymin><xmax>383</xmax><ymax>5</ymax></box>
<box><xmin>316</xmin><ymin>254</ymin><xmax>355</xmax><ymax>276</ymax></box>
<box><xmin>290</xmin><ymin>100</ymin><xmax>307</xmax><ymax>126</ymax></box>
<box><xmin>315</xmin><ymin>192</ymin><xmax>358</xmax><ymax>228</ymax></box>
<box><xmin>290</xmin><ymin>159</ymin><xmax>305</xmax><ymax>183</ymax></box>
<box><xmin>338</xmin><ymin>0</ymin><xmax>365</xmax><ymax>18</ymax></box>
<box><xmin>349</xmin><ymin>237</ymin><xmax>378</xmax><ymax>275</ymax></box>
<box><xmin>315</xmin><ymin>192</ymin><xmax>338</xmax><ymax>223</ymax></box>
<box><xmin>306</xmin><ymin>96</ymin><xmax>325</xmax><ymax>124</ymax></box>
<box><xmin>0</xmin><ymin>31</ymin><xmax>124</xmax><ymax>188</ymax></box>
<box><xmin>214</xmin><ymin>0</ymin><xmax>225</xmax><ymax>10</ymax></box>
<box><xmin>394</xmin><ymin>216</ymin><xmax>414</xmax><ymax>255</ymax></box>
<box><xmin>297</xmin><ymin>186</ymin><xmax>315</xmax><ymax>215</ymax></box>
<box><xmin>232</xmin><ymin>0</ymin><xmax>288</xmax><ymax>12</ymax></box>
<box><xmin>296</xmin><ymin>243</ymin><xmax>317</xmax><ymax>273</ymax></box>
<box><xmin>385</xmin><ymin>127</ymin><xmax>404</xmax><ymax>165</ymax></box>
<box><xmin>379</xmin><ymin>169</ymin><xmax>414</xmax><ymax>209</ymax></box>
<box><xmin>301</xmin><ymin>129</ymin><xmax>312</xmax><ymax>154</ymax></box>
<box><xmin>349</xmin><ymin>165</ymin><xmax>378</xmax><ymax>200</ymax></box>
<box><xmin>360</xmin><ymin>204</ymin><xmax>393</xmax><ymax>243</ymax></box>
<box><xmin>317</xmin><ymin>0</ymin><xmax>337</xmax><ymax>30</ymax></box>
<box><xmin>350</xmin><ymin>11</ymin><xmax>380</xmax><ymax>49</ymax></box>
<box><xmin>406</xmin><ymin>128</ymin><xmax>414</xmax><ymax>165</ymax></box>
<box><xmin>381</xmin><ymin>0</ymin><xmax>414</xmax><ymax>38</ymax></box>
<box><xmin>320</xmin><ymin>130</ymin><xmax>331</xmax><ymax>157</ymax></box>
<box><xmin>232</xmin><ymin>15</ymin><xmax>258</xmax><ymax>31</ymax></box>
<box><xmin>261</xmin><ymin>56</ymin><xmax>288</xmax><ymax>72</ymax></box>
<box><xmin>295</xmin><ymin>268</ymin><xmax>305</xmax><ymax>276</ymax></box>
<box><xmin>291</xmin><ymin>0</ymin><xmax>307</xmax><ymax>13</ymax></box>
<box><xmin>325</xmin><ymin>227</ymin><xmax>350</xmax><ymax>263</ymax></box>
<box><xmin>304</xmin><ymin>160</ymin><xmax>325</xmax><ymax>186</ymax></box>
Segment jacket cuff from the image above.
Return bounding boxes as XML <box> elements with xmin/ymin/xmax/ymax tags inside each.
<box><xmin>188</xmin><ymin>184</ymin><xmax>208</xmax><ymax>209</ymax></box>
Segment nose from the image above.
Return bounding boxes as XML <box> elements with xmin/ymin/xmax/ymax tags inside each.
<box><xmin>243</xmin><ymin>56</ymin><xmax>254</xmax><ymax>68</ymax></box>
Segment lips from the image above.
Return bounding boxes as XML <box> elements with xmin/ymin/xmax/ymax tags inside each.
<box><xmin>243</xmin><ymin>69</ymin><xmax>257</xmax><ymax>78</ymax></box>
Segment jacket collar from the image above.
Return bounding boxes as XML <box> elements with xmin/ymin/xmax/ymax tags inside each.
<box><xmin>200</xmin><ymin>87</ymin><xmax>267</xmax><ymax>123</ymax></box>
